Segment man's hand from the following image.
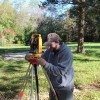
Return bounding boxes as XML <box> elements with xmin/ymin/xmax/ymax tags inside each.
<box><xmin>38</xmin><ymin>58</ymin><xmax>46</xmax><ymax>66</ymax></box>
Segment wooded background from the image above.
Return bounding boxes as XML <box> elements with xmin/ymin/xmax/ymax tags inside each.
<box><xmin>0</xmin><ymin>0</ymin><xmax>100</xmax><ymax>53</ymax></box>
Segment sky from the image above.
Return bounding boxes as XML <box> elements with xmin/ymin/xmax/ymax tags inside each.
<box><xmin>0</xmin><ymin>0</ymin><xmax>72</xmax><ymax>18</ymax></box>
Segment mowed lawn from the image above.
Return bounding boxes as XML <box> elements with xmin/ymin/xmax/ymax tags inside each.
<box><xmin>0</xmin><ymin>43</ymin><xmax>100</xmax><ymax>100</ymax></box>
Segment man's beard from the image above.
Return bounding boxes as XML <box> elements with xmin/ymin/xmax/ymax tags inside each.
<box><xmin>50</xmin><ymin>47</ymin><xmax>59</xmax><ymax>53</ymax></box>
<box><xmin>52</xmin><ymin>48</ymin><xmax>57</xmax><ymax>52</ymax></box>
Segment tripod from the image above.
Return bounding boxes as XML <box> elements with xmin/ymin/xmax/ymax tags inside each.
<box><xmin>18</xmin><ymin>57</ymin><xmax>58</xmax><ymax>100</ymax></box>
<box><xmin>28</xmin><ymin>64</ymin><xmax>39</xmax><ymax>100</ymax></box>
<box><xmin>26</xmin><ymin>57</ymin><xmax>39</xmax><ymax>100</ymax></box>
<box><xmin>18</xmin><ymin>57</ymin><xmax>39</xmax><ymax>100</ymax></box>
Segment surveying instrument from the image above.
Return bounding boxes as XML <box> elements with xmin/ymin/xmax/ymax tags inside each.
<box><xmin>18</xmin><ymin>34</ymin><xmax>58</xmax><ymax>100</ymax></box>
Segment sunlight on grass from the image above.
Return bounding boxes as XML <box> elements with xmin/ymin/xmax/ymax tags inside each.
<box><xmin>0</xmin><ymin>42</ymin><xmax>100</xmax><ymax>99</ymax></box>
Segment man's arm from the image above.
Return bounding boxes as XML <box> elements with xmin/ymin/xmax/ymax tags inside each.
<box><xmin>44</xmin><ymin>51</ymin><xmax>73</xmax><ymax>76</ymax></box>
<box><xmin>41</xmin><ymin>49</ymin><xmax>50</xmax><ymax>61</ymax></box>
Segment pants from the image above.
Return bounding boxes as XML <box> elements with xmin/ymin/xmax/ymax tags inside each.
<box><xmin>49</xmin><ymin>88</ymin><xmax>74</xmax><ymax>100</ymax></box>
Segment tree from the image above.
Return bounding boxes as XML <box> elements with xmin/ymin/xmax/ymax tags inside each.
<box><xmin>76</xmin><ymin>0</ymin><xmax>86</xmax><ymax>53</ymax></box>
<box><xmin>41</xmin><ymin>0</ymin><xmax>87</xmax><ymax>53</ymax></box>
<box><xmin>64</xmin><ymin>17</ymin><xmax>76</xmax><ymax>42</ymax></box>
<box><xmin>37</xmin><ymin>17</ymin><xmax>65</xmax><ymax>42</ymax></box>
<box><xmin>0</xmin><ymin>1</ymin><xmax>17</xmax><ymax>45</ymax></box>
<box><xmin>13</xmin><ymin>0</ymin><xmax>45</xmax><ymax>44</ymax></box>
<box><xmin>87</xmin><ymin>0</ymin><xmax>100</xmax><ymax>41</ymax></box>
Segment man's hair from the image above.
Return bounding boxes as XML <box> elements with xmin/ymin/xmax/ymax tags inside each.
<box><xmin>47</xmin><ymin>33</ymin><xmax>62</xmax><ymax>43</ymax></box>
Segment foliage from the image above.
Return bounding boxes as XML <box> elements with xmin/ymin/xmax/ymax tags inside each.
<box><xmin>23</xmin><ymin>26</ymin><xmax>34</xmax><ymax>45</ymax></box>
<box><xmin>0</xmin><ymin>0</ymin><xmax>100</xmax><ymax>47</ymax></box>
<box><xmin>0</xmin><ymin>3</ymin><xmax>16</xmax><ymax>28</ymax></box>
<box><xmin>0</xmin><ymin>0</ymin><xmax>44</xmax><ymax>46</ymax></box>
<box><xmin>37</xmin><ymin>16</ymin><xmax>77</xmax><ymax>42</ymax></box>
<box><xmin>64</xmin><ymin>17</ymin><xmax>77</xmax><ymax>41</ymax></box>
<box><xmin>0</xmin><ymin>2</ymin><xmax>16</xmax><ymax>45</ymax></box>
<box><xmin>37</xmin><ymin>17</ymin><xmax>64</xmax><ymax>42</ymax></box>
<box><xmin>70</xmin><ymin>0</ymin><xmax>100</xmax><ymax>42</ymax></box>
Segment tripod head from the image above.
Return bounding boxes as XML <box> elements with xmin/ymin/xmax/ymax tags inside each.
<box><xmin>25</xmin><ymin>34</ymin><xmax>42</xmax><ymax>64</ymax></box>
<box><xmin>29</xmin><ymin>34</ymin><xmax>42</xmax><ymax>57</ymax></box>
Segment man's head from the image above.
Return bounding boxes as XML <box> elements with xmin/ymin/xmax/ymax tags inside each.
<box><xmin>45</xmin><ymin>33</ymin><xmax>62</xmax><ymax>50</ymax></box>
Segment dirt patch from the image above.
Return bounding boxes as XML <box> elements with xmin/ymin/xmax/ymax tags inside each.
<box><xmin>3</xmin><ymin>52</ymin><xmax>26</xmax><ymax>61</ymax></box>
<box><xmin>88</xmin><ymin>81</ymin><xmax>100</xmax><ymax>90</ymax></box>
<box><xmin>75</xmin><ymin>81</ymin><xmax>100</xmax><ymax>91</ymax></box>
<box><xmin>74</xmin><ymin>84</ymin><xmax>83</xmax><ymax>90</ymax></box>
<box><xmin>74</xmin><ymin>88</ymin><xmax>81</xmax><ymax>93</ymax></box>
<box><xmin>0</xmin><ymin>92</ymin><xmax>6</xmax><ymax>100</ymax></box>
<box><xmin>14</xmin><ymin>92</ymin><xmax>49</xmax><ymax>100</ymax></box>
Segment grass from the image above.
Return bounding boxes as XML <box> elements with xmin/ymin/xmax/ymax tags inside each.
<box><xmin>0</xmin><ymin>44</ymin><xmax>46</xmax><ymax>54</ymax></box>
<box><xmin>0</xmin><ymin>42</ymin><xmax>100</xmax><ymax>100</ymax></box>
<box><xmin>0</xmin><ymin>45</ymin><xmax>30</xmax><ymax>54</ymax></box>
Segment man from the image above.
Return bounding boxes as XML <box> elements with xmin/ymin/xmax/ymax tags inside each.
<box><xmin>38</xmin><ymin>33</ymin><xmax>74</xmax><ymax>100</ymax></box>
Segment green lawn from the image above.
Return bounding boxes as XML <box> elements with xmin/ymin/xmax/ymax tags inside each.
<box><xmin>0</xmin><ymin>42</ymin><xmax>100</xmax><ymax>100</ymax></box>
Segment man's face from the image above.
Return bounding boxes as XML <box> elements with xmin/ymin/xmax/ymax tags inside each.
<box><xmin>47</xmin><ymin>37</ymin><xmax>58</xmax><ymax>50</ymax></box>
<box><xmin>50</xmin><ymin>42</ymin><xmax>57</xmax><ymax>49</ymax></box>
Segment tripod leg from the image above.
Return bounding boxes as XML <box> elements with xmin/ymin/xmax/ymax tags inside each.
<box><xmin>18</xmin><ymin>64</ymin><xmax>31</xmax><ymax>100</ymax></box>
<box><xmin>42</xmin><ymin>67</ymin><xmax>58</xmax><ymax>100</ymax></box>
<box><xmin>34</xmin><ymin>64</ymin><xmax>39</xmax><ymax>100</ymax></box>
<box><xmin>30</xmin><ymin>66</ymin><xmax>34</xmax><ymax>100</ymax></box>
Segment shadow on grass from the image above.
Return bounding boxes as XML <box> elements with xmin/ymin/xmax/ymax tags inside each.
<box><xmin>74</xmin><ymin>57</ymin><xmax>100</xmax><ymax>62</ymax></box>
<box><xmin>4</xmin><ymin>65</ymin><xmax>22</xmax><ymax>73</ymax></box>
<box><xmin>85</xmin><ymin>50</ymin><xmax>100</xmax><ymax>58</ymax></box>
<box><xmin>73</xmin><ymin>49</ymin><xmax>100</xmax><ymax>61</ymax></box>
<box><xmin>2</xmin><ymin>61</ymin><xmax>25</xmax><ymax>73</ymax></box>
<box><xmin>0</xmin><ymin>73</ymin><xmax>31</xmax><ymax>99</ymax></box>
<box><xmin>0</xmin><ymin>58</ymin><xmax>31</xmax><ymax>99</ymax></box>
<box><xmin>84</xmin><ymin>45</ymin><xmax>100</xmax><ymax>49</ymax></box>
<box><xmin>68</xmin><ymin>45</ymin><xmax>100</xmax><ymax>49</ymax></box>
<box><xmin>0</xmin><ymin>83</ymin><xmax>20</xmax><ymax>99</ymax></box>
<box><xmin>0</xmin><ymin>48</ymin><xmax>30</xmax><ymax>54</ymax></box>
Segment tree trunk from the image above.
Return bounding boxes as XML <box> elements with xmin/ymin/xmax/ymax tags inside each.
<box><xmin>77</xmin><ymin>1</ymin><xmax>86</xmax><ymax>53</ymax></box>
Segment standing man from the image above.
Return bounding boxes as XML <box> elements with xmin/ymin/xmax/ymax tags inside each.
<box><xmin>38</xmin><ymin>33</ymin><xmax>74</xmax><ymax>100</ymax></box>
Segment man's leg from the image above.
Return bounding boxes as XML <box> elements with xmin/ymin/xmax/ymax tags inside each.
<box><xmin>49</xmin><ymin>88</ymin><xmax>74</xmax><ymax>100</ymax></box>
<box><xmin>49</xmin><ymin>89</ymin><xmax>57</xmax><ymax>100</ymax></box>
<box><xmin>57</xmin><ymin>88</ymin><xmax>74</xmax><ymax>100</ymax></box>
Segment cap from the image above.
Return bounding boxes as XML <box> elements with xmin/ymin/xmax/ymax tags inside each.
<box><xmin>44</xmin><ymin>33</ymin><xmax>61</xmax><ymax>47</ymax></box>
